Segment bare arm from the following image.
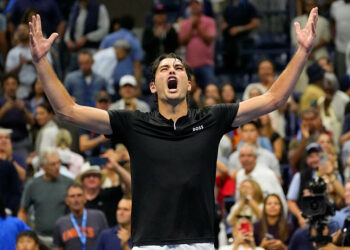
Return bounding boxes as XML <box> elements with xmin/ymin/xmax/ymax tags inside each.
<box><xmin>79</xmin><ymin>134</ymin><xmax>107</xmax><ymax>152</ymax></box>
<box><xmin>17</xmin><ymin>207</ymin><xmax>28</xmax><ymax>222</ymax></box>
<box><xmin>29</xmin><ymin>15</ymin><xmax>112</xmax><ymax>135</ymax></box>
<box><xmin>287</xmin><ymin>200</ymin><xmax>306</xmax><ymax>229</ymax></box>
<box><xmin>232</xmin><ymin>8</ymin><xmax>318</xmax><ymax>127</ymax></box>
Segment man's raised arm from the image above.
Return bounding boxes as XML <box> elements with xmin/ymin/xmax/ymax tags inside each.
<box><xmin>232</xmin><ymin>7</ymin><xmax>319</xmax><ymax>127</ymax></box>
<box><xmin>29</xmin><ymin>15</ymin><xmax>112</xmax><ymax>135</ymax></box>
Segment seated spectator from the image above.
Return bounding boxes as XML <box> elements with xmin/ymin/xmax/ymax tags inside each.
<box><xmin>109</xmin><ymin>75</ymin><xmax>150</xmax><ymax>112</ymax></box>
<box><xmin>219</xmin><ymin>217</ymin><xmax>263</xmax><ymax>250</ymax></box>
<box><xmin>331</xmin><ymin>180</ymin><xmax>350</xmax><ymax>229</ymax></box>
<box><xmin>178</xmin><ymin>0</ymin><xmax>216</xmax><ymax>88</ymax></box>
<box><xmin>64</xmin><ymin>0</ymin><xmax>110</xmax><ymax>52</ymax></box>
<box><xmin>254</xmin><ymin>194</ymin><xmax>292</xmax><ymax>250</ymax></box>
<box><xmin>0</xmin><ymin>74</ymin><xmax>34</xmax><ymax>159</ymax></box>
<box><xmin>18</xmin><ymin>148</ymin><xmax>74</xmax><ymax>248</ymax></box>
<box><xmin>229</xmin><ymin>121</ymin><xmax>279</xmax><ymax>178</ymax></box>
<box><xmin>33</xmin><ymin>102</ymin><xmax>59</xmax><ymax>154</ymax></box>
<box><xmin>227</xmin><ymin>179</ymin><xmax>263</xmax><ymax>225</ymax></box>
<box><xmin>16</xmin><ymin>230</ymin><xmax>50</xmax><ymax>250</ymax></box>
<box><xmin>95</xmin><ymin>197</ymin><xmax>132</xmax><ymax>250</ymax></box>
<box><xmin>220</xmin><ymin>83</ymin><xmax>237</xmax><ymax>104</ymax></box>
<box><xmin>5</xmin><ymin>23</ymin><xmax>52</xmax><ymax>99</ymax></box>
<box><xmin>232</xmin><ymin>143</ymin><xmax>287</xmax><ymax>215</ymax></box>
<box><xmin>258</xmin><ymin>114</ymin><xmax>284</xmax><ymax>162</ymax></box>
<box><xmin>0</xmin><ymin>196</ymin><xmax>30</xmax><ymax>250</ymax></box>
<box><xmin>93</xmin><ymin>40</ymin><xmax>131</xmax><ymax>97</ymax></box>
<box><xmin>53</xmin><ymin>183</ymin><xmax>108</xmax><ymax>250</ymax></box>
<box><xmin>299</xmin><ymin>63</ymin><xmax>326</xmax><ymax>113</ymax></box>
<box><xmin>75</xmin><ymin>160</ymin><xmax>131</xmax><ymax>226</ymax></box>
<box><xmin>0</xmin><ymin>128</ymin><xmax>26</xmax><ymax>182</ymax></box>
<box><xmin>340</xmin><ymin>42</ymin><xmax>350</xmax><ymax>97</ymax></box>
<box><xmin>242</xmin><ymin>60</ymin><xmax>275</xmax><ymax>101</ymax></box>
<box><xmin>100</xmin><ymin>15</ymin><xmax>143</xmax><ymax>86</ymax></box>
<box><xmin>79</xmin><ymin>91</ymin><xmax>113</xmax><ymax>158</ymax></box>
<box><xmin>55</xmin><ymin>129</ymin><xmax>84</xmax><ymax>177</ymax></box>
<box><xmin>205</xmin><ymin>83</ymin><xmax>220</xmax><ymax>100</ymax></box>
<box><xmin>64</xmin><ymin>50</ymin><xmax>107</xmax><ymax>106</ymax></box>
<box><xmin>28</xmin><ymin>78</ymin><xmax>47</xmax><ymax>115</ymax></box>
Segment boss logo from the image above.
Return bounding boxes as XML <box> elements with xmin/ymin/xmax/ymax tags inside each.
<box><xmin>193</xmin><ymin>125</ymin><xmax>204</xmax><ymax>132</ymax></box>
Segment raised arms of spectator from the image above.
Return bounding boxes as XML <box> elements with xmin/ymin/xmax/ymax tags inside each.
<box><xmin>232</xmin><ymin>8</ymin><xmax>318</xmax><ymax>127</ymax></box>
<box><xmin>29</xmin><ymin>15</ymin><xmax>112</xmax><ymax>135</ymax></box>
<box><xmin>17</xmin><ymin>207</ymin><xmax>28</xmax><ymax>222</ymax></box>
<box><xmin>105</xmin><ymin>156</ymin><xmax>131</xmax><ymax>194</ymax></box>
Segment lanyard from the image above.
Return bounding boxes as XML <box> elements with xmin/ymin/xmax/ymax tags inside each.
<box><xmin>70</xmin><ymin>209</ymin><xmax>87</xmax><ymax>250</ymax></box>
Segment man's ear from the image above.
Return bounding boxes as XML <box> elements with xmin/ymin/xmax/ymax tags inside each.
<box><xmin>187</xmin><ymin>80</ymin><xmax>192</xmax><ymax>92</ymax></box>
<box><xmin>150</xmin><ymin>82</ymin><xmax>157</xmax><ymax>94</ymax></box>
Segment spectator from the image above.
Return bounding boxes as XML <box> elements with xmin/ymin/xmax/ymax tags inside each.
<box><xmin>299</xmin><ymin>62</ymin><xmax>326</xmax><ymax>113</ymax></box>
<box><xmin>95</xmin><ymin>197</ymin><xmax>132</xmax><ymax>250</ymax></box>
<box><xmin>0</xmin><ymin>127</ymin><xmax>26</xmax><ymax>182</ymax></box>
<box><xmin>109</xmin><ymin>75</ymin><xmax>150</xmax><ymax>112</ymax></box>
<box><xmin>64</xmin><ymin>0</ymin><xmax>110</xmax><ymax>52</ymax></box>
<box><xmin>34</xmin><ymin>102</ymin><xmax>59</xmax><ymax>154</ymax></box>
<box><xmin>75</xmin><ymin>160</ymin><xmax>131</xmax><ymax>226</ymax></box>
<box><xmin>0</xmin><ymin>74</ymin><xmax>34</xmax><ymax>159</ymax></box>
<box><xmin>178</xmin><ymin>0</ymin><xmax>216</xmax><ymax>88</ymax></box>
<box><xmin>7</xmin><ymin>0</ymin><xmax>65</xmax><ymax>42</ymax></box>
<box><xmin>228</xmin><ymin>121</ymin><xmax>280</xmax><ymax>178</ymax></box>
<box><xmin>142</xmin><ymin>4</ymin><xmax>178</xmax><ymax>84</ymax></box>
<box><xmin>331</xmin><ymin>180</ymin><xmax>350</xmax><ymax>229</ymax></box>
<box><xmin>18</xmin><ymin>148</ymin><xmax>74</xmax><ymax>248</ymax></box>
<box><xmin>233</xmin><ymin>143</ymin><xmax>287</xmax><ymax>215</ymax></box>
<box><xmin>330</xmin><ymin>0</ymin><xmax>350</xmax><ymax>80</ymax></box>
<box><xmin>16</xmin><ymin>230</ymin><xmax>50</xmax><ymax>250</ymax></box>
<box><xmin>340</xmin><ymin>42</ymin><xmax>350</xmax><ymax>97</ymax></box>
<box><xmin>64</xmin><ymin>50</ymin><xmax>107</xmax><ymax>106</ymax></box>
<box><xmin>100</xmin><ymin>15</ymin><xmax>143</xmax><ymax>86</ymax></box>
<box><xmin>227</xmin><ymin>179</ymin><xmax>263</xmax><ymax>225</ymax></box>
<box><xmin>221</xmin><ymin>0</ymin><xmax>260</xmax><ymax>73</ymax></box>
<box><xmin>242</xmin><ymin>60</ymin><xmax>275</xmax><ymax>101</ymax></box>
<box><xmin>79</xmin><ymin>91</ymin><xmax>113</xmax><ymax>158</ymax></box>
<box><xmin>254</xmin><ymin>194</ymin><xmax>291</xmax><ymax>250</ymax></box>
<box><xmin>220</xmin><ymin>83</ymin><xmax>237</xmax><ymax>104</ymax></box>
<box><xmin>219</xmin><ymin>217</ymin><xmax>263</xmax><ymax>250</ymax></box>
<box><xmin>53</xmin><ymin>183</ymin><xmax>108</xmax><ymax>250</ymax></box>
<box><xmin>93</xmin><ymin>40</ymin><xmax>131</xmax><ymax>98</ymax></box>
<box><xmin>0</xmin><ymin>196</ymin><xmax>31</xmax><ymax>250</ymax></box>
<box><xmin>28</xmin><ymin>78</ymin><xmax>47</xmax><ymax>115</ymax></box>
<box><xmin>258</xmin><ymin>114</ymin><xmax>285</xmax><ymax>162</ymax></box>
<box><xmin>291</xmin><ymin>0</ymin><xmax>330</xmax><ymax>93</ymax></box>
<box><xmin>0</xmin><ymin>13</ymin><xmax>8</xmax><ymax>62</ymax></box>
<box><xmin>55</xmin><ymin>129</ymin><xmax>84</xmax><ymax>177</ymax></box>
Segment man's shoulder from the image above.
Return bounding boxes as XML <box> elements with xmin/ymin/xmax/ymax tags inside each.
<box><xmin>65</xmin><ymin>70</ymin><xmax>82</xmax><ymax>81</ymax></box>
<box><xmin>55</xmin><ymin>214</ymin><xmax>71</xmax><ymax>226</ymax></box>
<box><xmin>87</xmin><ymin>208</ymin><xmax>106</xmax><ymax>218</ymax></box>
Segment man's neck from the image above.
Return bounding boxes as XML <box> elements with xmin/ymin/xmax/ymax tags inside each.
<box><xmin>267</xmin><ymin>215</ymin><xmax>279</xmax><ymax>226</ymax></box>
<box><xmin>84</xmin><ymin>187</ymin><xmax>100</xmax><ymax>200</ymax></box>
<box><xmin>119</xmin><ymin>223</ymin><xmax>131</xmax><ymax>232</ymax></box>
<box><xmin>71</xmin><ymin>208</ymin><xmax>85</xmax><ymax>217</ymax></box>
<box><xmin>43</xmin><ymin>173</ymin><xmax>56</xmax><ymax>181</ymax></box>
<box><xmin>158</xmin><ymin>99</ymin><xmax>188</xmax><ymax>123</ymax></box>
<box><xmin>244</xmin><ymin>167</ymin><xmax>254</xmax><ymax>176</ymax></box>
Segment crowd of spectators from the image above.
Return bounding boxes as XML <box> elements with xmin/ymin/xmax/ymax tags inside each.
<box><xmin>0</xmin><ymin>0</ymin><xmax>350</xmax><ymax>249</ymax></box>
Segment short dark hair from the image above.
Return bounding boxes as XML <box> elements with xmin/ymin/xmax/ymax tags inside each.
<box><xmin>120</xmin><ymin>15</ymin><xmax>134</xmax><ymax>30</ymax></box>
<box><xmin>66</xmin><ymin>183</ymin><xmax>84</xmax><ymax>196</ymax></box>
<box><xmin>37</xmin><ymin>101</ymin><xmax>54</xmax><ymax>114</ymax></box>
<box><xmin>241</xmin><ymin>120</ymin><xmax>261</xmax><ymax>130</ymax></box>
<box><xmin>17</xmin><ymin>230</ymin><xmax>39</xmax><ymax>244</ymax></box>
<box><xmin>2</xmin><ymin>73</ymin><xmax>20</xmax><ymax>88</ymax></box>
<box><xmin>78</xmin><ymin>50</ymin><xmax>93</xmax><ymax>59</ymax></box>
<box><xmin>150</xmin><ymin>53</ymin><xmax>192</xmax><ymax>83</ymax></box>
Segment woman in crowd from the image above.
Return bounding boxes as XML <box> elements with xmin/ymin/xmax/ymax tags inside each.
<box><xmin>258</xmin><ymin>114</ymin><xmax>284</xmax><ymax>162</ymax></box>
<box><xmin>220</xmin><ymin>83</ymin><xmax>237</xmax><ymax>104</ymax></box>
<box><xmin>227</xmin><ymin>179</ymin><xmax>263</xmax><ymax>226</ymax></box>
<box><xmin>220</xmin><ymin>217</ymin><xmax>263</xmax><ymax>250</ymax></box>
<box><xmin>254</xmin><ymin>194</ymin><xmax>291</xmax><ymax>250</ymax></box>
<box><xmin>28</xmin><ymin>78</ymin><xmax>47</xmax><ymax>115</ymax></box>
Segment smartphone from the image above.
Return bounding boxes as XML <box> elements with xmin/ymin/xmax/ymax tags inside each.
<box><xmin>265</xmin><ymin>233</ymin><xmax>274</xmax><ymax>240</ymax></box>
<box><xmin>89</xmin><ymin>157</ymin><xmax>108</xmax><ymax>167</ymax></box>
<box><xmin>239</xmin><ymin>221</ymin><xmax>251</xmax><ymax>233</ymax></box>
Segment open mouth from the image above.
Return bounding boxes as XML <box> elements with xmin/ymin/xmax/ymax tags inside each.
<box><xmin>167</xmin><ymin>77</ymin><xmax>178</xmax><ymax>90</ymax></box>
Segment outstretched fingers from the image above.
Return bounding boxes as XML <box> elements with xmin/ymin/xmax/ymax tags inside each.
<box><xmin>307</xmin><ymin>7</ymin><xmax>318</xmax><ymax>35</ymax></box>
<box><xmin>36</xmin><ymin>14</ymin><xmax>42</xmax><ymax>35</ymax></box>
<box><xmin>48</xmin><ymin>33</ymin><xmax>59</xmax><ymax>46</ymax></box>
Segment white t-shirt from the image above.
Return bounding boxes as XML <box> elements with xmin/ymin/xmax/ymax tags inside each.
<box><xmin>330</xmin><ymin>0</ymin><xmax>350</xmax><ymax>52</ymax></box>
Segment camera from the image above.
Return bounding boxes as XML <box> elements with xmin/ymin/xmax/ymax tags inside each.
<box><xmin>301</xmin><ymin>177</ymin><xmax>335</xmax><ymax>247</ymax></box>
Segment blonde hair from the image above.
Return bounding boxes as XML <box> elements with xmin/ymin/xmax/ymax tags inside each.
<box><xmin>241</xmin><ymin>179</ymin><xmax>264</xmax><ymax>204</ymax></box>
<box><xmin>55</xmin><ymin>129</ymin><xmax>72</xmax><ymax>149</ymax></box>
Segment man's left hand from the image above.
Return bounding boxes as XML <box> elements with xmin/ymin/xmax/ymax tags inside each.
<box><xmin>294</xmin><ymin>7</ymin><xmax>318</xmax><ymax>53</ymax></box>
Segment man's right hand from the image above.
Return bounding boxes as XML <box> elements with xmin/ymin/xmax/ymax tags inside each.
<box><xmin>29</xmin><ymin>14</ymin><xmax>58</xmax><ymax>63</ymax></box>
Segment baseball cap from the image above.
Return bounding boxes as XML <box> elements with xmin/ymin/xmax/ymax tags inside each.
<box><xmin>119</xmin><ymin>75</ymin><xmax>137</xmax><ymax>87</ymax></box>
<box><xmin>95</xmin><ymin>91</ymin><xmax>111</xmax><ymax>102</ymax></box>
<box><xmin>153</xmin><ymin>4</ymin><xmax>166</xmax><ymax>14</ymax></box>
<box><xmin>306</xmin><ymin>142</ymin><xmax>322</xmax><ymax>155</ymax></box>
<box><xmin>114</xmin><ymin>39</ymin><xmax>131</xmax><ymax>51</ymax></box>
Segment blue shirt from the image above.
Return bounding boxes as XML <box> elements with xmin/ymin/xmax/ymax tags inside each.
<box><xmin>330</xmin><ymin>206</ymin><xmax>350</xmax><ymax>230</ymax></box>
<box><xmin>0</xmin><ymin>216</ymin><xmax>31</xmax><ymax>250</ymax></box>
<box><xmin>287</xmin><ymin>227</ymin><xmax>315</xmax><ymax>250</ymax></box>
<box><xmin>94</xmin><ymin>225</ymin><xmax>132</xmax><ymax>250</ymax></box>
<box><xmin>64</xmin><ymin>71</ymin><xmax>107</xmax><ymax>107</ymax></box>
<box><xmin>99</xmin><ymin>29</ymin><xmax>143</xmax><ymax>84</ymax></box>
